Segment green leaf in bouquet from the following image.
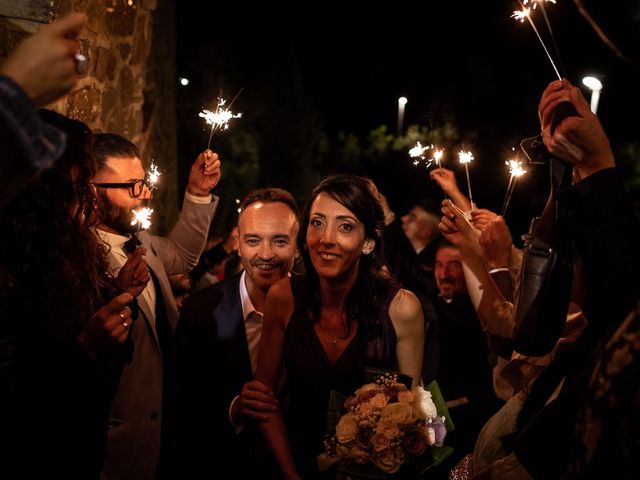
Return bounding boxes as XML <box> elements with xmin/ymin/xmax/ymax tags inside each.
<box><xmin>414</xmin><ymin>445</ymin><xmax>455</xmax><ymax>476</ymax></box>
<box><xmin>325</xmin><ymin>389</ymin><xmax>347</xmax><ymax>434</ymax></box>
<box><xmin>425</xmin><ymin>380</ymin><xmax>455</xmax><ymax>432</ymax></box>
<box><xmin>364</xmin><ymin>366</ymin><xmax>413</xmax><ymax>389</ymax></box>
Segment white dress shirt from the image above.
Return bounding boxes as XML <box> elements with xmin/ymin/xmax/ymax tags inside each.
<box><xmin>96</xmin><ymin>228</ymin><xmax>156</xmax><ymax>315</ymax></box>
<box><xmin>239</xmin><ymin>271</ymin><xmax>264</xmax><ymax>376</ymax></box>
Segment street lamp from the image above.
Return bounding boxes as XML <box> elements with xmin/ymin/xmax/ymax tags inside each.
<box><xmin>582</xmin><ymin>76</ymin><xmax>603</xmax><ymax>114</ymax></box>
<box><xmin>397</xmin><ymin>97</ymin><xmax>407</xmax><ymax>135</ymax></box>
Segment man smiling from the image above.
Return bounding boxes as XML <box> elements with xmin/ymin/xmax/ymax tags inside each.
<box><xmin>172</xmin><ymin>188</ymin><xmax>299</xmax><ymax>479</ymax></box>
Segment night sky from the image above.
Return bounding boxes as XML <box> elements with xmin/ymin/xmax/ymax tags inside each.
<box><xmin>176</xmin><ymin>1</ymin><xmax>640</xmax><ymax>240</ymax></box>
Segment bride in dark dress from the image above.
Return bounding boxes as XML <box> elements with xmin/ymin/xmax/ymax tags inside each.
<box><xmin>255</xmin><ymin>174</ymin><xmax>425</xmax><ymax>479</ymax></box>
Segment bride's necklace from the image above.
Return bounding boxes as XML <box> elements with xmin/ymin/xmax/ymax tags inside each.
<box><xmin>317</xmin><ymin>315</ymin><xmax>351</xmax><ymax>345</ymax></box>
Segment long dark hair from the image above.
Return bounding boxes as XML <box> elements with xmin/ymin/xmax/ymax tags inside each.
<box><xmin>0</xmin><ymin>110</ymin><xmax>110</xmax><ymax>340</ymax></box>
<box><xmin>298</xmin><ymin>174</ymin><xmax>394</xmax><ymax>336</ymax></box>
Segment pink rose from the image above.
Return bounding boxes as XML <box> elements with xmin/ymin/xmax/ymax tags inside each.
<box><xmin>336</xmin><ymin>413</ymin><xmax>359</xmax><ymax>443</ymax></box>
<box><xmin>356</xmin><ymin>389</ymin><xmax>379</xmax><ymax>404</ymax></box>
<box><xmin>371</xmin><ymin>446</ymin><xmax>405</xmax><ymax>473</ymax></box>
<box><xmin>370</xmin><ymin>432</ymin><xmax>391</xmax><ymax>452</ymax></box>
<box><xmin>397</xmin><ymin>389</ymin><xmax>414</xmax><ymax>404</ymax></box>
<box><xmin>380</xmin><ymin>402</ymin><xmax>414</xmax><ymax>424</ymax></box>
<box><xmin>350</xmin><ymin>444</ymin><xmax>370</xmax><ymax>464</ymax></box>
<box><xmin>402</xmin><ymin>426</ymin><xmax>428</xmax><ymax>457</ymax></box>
<box><xmin>358</xmin><ymin>401</ymin><xmax>374</xmax><ymax>417</ymax></box>
<box><xmin>376</xmin><ymin>419</ymin><xmax>401</xmax><ymax>440</ymax></box>
<box><xmin>354</xmin><ymin>383</ymin><xmax>379</xmax><ymax>396</ymax></box>
<box><xmin>384</xmin><ymin>383</ymin><xmax>408</xmax><ymax>402</ymax></box>
<box><xmin>370</xmin><ymin>392</ymin><xmax>389</xmax><ymax>409</ymax></box>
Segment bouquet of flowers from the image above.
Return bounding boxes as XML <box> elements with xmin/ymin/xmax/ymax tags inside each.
<box><xmin>318</xmin><ymin>369</ymin><xmax>454</xmax><ymax>478</ymax></box>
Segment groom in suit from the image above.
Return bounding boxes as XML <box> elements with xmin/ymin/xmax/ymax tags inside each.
<box><xmin>172</xmin><ymin>188</ymin><xmax>299</xmax><ymax>479</ymax></box>
<box><xmin>89</xmin><ymin>133</ymin><xmax>220</xmax><ymax>480</ymax></box>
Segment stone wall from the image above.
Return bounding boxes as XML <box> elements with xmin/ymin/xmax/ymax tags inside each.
<box><xmin>0</xmin><ymin>0</ymin><xmax>178</xmax><ymax>233</ymax></box>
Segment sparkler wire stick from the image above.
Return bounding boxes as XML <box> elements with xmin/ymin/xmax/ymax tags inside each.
<box><xmin>514</xmin><ymin>2</ymin><xmax>562</xmax><ymax>80</ymax></box>
<box><xmin>464</xmin><ymin>164</ymin><xmax>474</xmax><ymax>211</ymax></box>
<box><xmin>501</xmin><ymin>178</ymin><xmax>517</xmax><ymax>217</ymax></box>
<box><xmin>458</xmin><ymin>150</ymin><xmax>475</xmax><ymax>211</ymax></box>
<box><xmin>536</xmin><ymin>1</ymin><xmax>566</xmax><ymax>77</ymax></box>
<box><xmin>501</xmin><ymin>159</ymin><xmax>527</xmax><ymax>217</ymax></box>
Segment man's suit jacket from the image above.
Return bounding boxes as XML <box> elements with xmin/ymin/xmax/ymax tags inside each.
<box><xmin>171</xmin><ymin>272</ymin><xmax>280</xmax><ymax>479</ymax></box>
<box><xmin>101</xmin><ymin>196</ymin><xmax>217</xmax><ymax>480</ymax></box>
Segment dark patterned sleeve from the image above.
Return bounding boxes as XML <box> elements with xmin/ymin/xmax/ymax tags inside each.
<box><xmin>0</xmin><ymin>75</ymin><xmax>66</xmax><ymax>208</ymax></box>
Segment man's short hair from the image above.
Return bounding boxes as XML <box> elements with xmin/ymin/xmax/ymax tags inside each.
<box><xmin>415</xmin><ymin>197</ymin><xmax>441</xmax><ymax>230</ymax></box>
<box><xmin>87</xmin><ymin>133</ymin><xmax>140</xmax><ymax>172</ymax></box>
<box><xmin>238</xmin><ymin>188</ymin><xmax>299</xmax><ymax>220</ymax></box>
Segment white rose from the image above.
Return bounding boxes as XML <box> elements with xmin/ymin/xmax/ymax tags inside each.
<box><xmin>411</xmin><ymin>386</ymin><xmax>438</xmax><ymax>419</ymax></box>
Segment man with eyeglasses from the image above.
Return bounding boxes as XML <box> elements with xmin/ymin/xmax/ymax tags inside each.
<box><xmin>88</xmin><ymin>132</ymin><xmax>220</xmax><ymax>480</ymax></box>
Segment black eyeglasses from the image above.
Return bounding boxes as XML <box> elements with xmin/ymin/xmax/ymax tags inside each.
<box><xmin>92</xmin><ymin>178</ymin><xmax>147</xmax><ymax>197</ymax></box>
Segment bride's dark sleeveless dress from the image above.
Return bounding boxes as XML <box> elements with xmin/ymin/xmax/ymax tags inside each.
<box><xmin>283</xmin><ymin>275</ymin><xmax>400</xmax><ymax>478</ymax></box>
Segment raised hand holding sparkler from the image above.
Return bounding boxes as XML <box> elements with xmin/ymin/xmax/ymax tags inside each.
<box><xmin>187</xmin><ymin>150</ymin><xmax>222</xmax><ymax>197</ymax></box>
<box><xmin>115</xmin><ymin>246</ymin><xmax>151</xmax><ymax>298</ymax></box>
<box><xmin>501</xmin><ymin>159</ymin><xmax>527</xmax><ymax>217</ymax></box>
<box><xmin>430</xmin><ymin>167</ymin><xmax>473</xmax><ymax>214</ymax></box>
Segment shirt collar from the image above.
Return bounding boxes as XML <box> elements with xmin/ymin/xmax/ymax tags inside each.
<box><xmin>239</xmin><ymin>271</ymin><xmax>261</xmax><ymax>321</ymax></box>
<box><xmin>95</xmin><ymin>227</ymin><xmax>129</xmax><ymax>250</ymax></box>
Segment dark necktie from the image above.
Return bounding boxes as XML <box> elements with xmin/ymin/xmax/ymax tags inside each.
<box><xmin>123</xmin><ymin>233</ymin><xmax>142</xmax><ymax>254</ymax></box>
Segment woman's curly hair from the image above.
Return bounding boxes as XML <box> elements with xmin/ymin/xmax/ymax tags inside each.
<box><xmin>0</xmin><ymin>110</ymin><xmax>111</xmax><ymax>340</ymax></box>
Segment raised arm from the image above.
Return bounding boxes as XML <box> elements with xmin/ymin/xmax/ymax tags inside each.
<box><xmin>389</xmin><ymin>288</ymin><xmax>424</xmax><ymax>388</ymax></box>
<box><xmin>430</xmin><ymin>167</ymin><xmax>473</xmax><ymax>213</ymax></box>
<box><xmin>254</xmin><ymin>278</ymin><xmax>301</xmax><ymax>480</ymax></box>
<box><xmin>144</xmin><ymin>150</ymin><xmax>220</xmax><ymax>274</ymax></box>
<box><xmin>439</xmin><ymin>200</ymin><xmax>513</xmax><ymax>338</ymax></box>
<box><xmin>539</xmin><ymin>78</ymin><xmax>614</xmax><ymax>182</ymax></box>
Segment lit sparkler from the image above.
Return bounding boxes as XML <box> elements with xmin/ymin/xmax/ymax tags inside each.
<box><xmin>199</xmin><ymin>89</ymin><xmax>244</xmax><ymax>150</ymax></box>
<box><xmin>432</xmin><ymin>148</ymin><xmax>445</xmax><ymax>169</ymax></box>
<box><xmin>501</xmin><ymin>159</ymin><xmax>527</xmax><ymax>217</ymax></box>
<box><xmin>147</xmin><ymin>161</ymin><xmax>161</xmax><ymax>191</ymax></box>
<box><xmin>409</xmin><ymin>141</ymin><xmax>430</xmax><ymax>166</ymax></box>
<box><xmin>458</xmin><ymin>150</ymin><xmax>475</xmax><ymax>211</ymax></box>
<box><xmin>409</xmin><ymin>141</ymin><xmax>446</xmax><ymax>170</ymax></box>
<box><xmin>512</xmin><ymin>0</ymin><xmax>562</xmax><ymax>80</ymax></box>
<box><xmin>131</xmin><ymin>207</ymin><xmax>153</xmax><ymax>231</ymax></box>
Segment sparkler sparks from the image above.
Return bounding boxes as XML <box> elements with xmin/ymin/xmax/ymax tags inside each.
<box><xmin>511</xmin><ymin>7</ymin><xmax>530</xmax><ymax>22</ymax></box>
<box><xmin>199</xmin><ymin>89</ymin><xmax>244</xmax><ymax>150</ymax></box>
<box><xmin>409</xmin><ymin>141</ymin><xmax>434</xmax><ymax>167</ymax></box>
<box><xmin>131</xmin><ymin>207</ymin><xmax>153</xmax><ymax>231</ymax></box>
<box><xmin>523</xmin><ymin>0</ymin><xmax>556</xmax><ymax>9</ymax></box>
<box><xmin>408</xmin><ymin>142</ymin><xmax>446</xmax><ymax>169</ymax></box>
<box><xmin>501</xmin><ymin>159</ymin><xmax>527</xmax><ymax>216</ymax></box>
<box><xmin>147</xmin><ymin>161</ymin><xmax>161</xmax><ymax>191</ymax></box>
